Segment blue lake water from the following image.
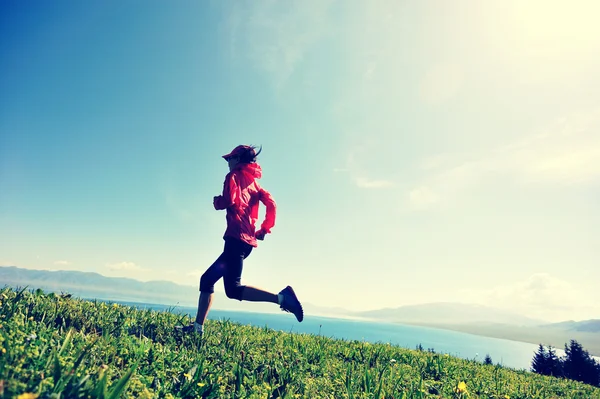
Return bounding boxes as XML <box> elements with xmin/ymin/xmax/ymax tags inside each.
<box><xmin>118</xmin><ymin>301</ymin><xmax>545</xmax><ymax>371</ymax></box>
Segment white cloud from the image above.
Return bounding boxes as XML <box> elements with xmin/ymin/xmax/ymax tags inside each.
<box><xmin>355</xmin><ymin>177</ymin><xmax>394</xmax><ymax>189</ymax></box>
<box><xmin>49</xmin><ymin>260</ymin><xmax>80</xmax><ymax>271</ymax></box>
<box><xmin>106</xmin><ymin>262</ymin><xmax>145</xmax><ymax>272</ymax></box>
<box><xmin>460</xmin><ymin>273</ymin><xmax>599</xmax><ymax>322</ymax></box>
<box><xmin>409</xmin><ymin>107</ymin><xmax>600</xmax><ymax>209</ymax></box>
<box><xmin>53</xmin><ymin>260</ymin><xmax>71</xmax><ymax>266</ymax></box>
<box><xmin>409</xmin><ymin>186</ymin><xmax>437</xmax><ymax>209</ymax></box>
<box><xmin>340</xmin><ymin>144</ymin><xmax>397</xmax><ymax>189</ymax></box>
<box><xmin>150</xmin><ymin>269</ymin><xmax>200</xmax><ymax>288</ymax></box>
<box><xmin>104</xmin><ymin>261</ymin><xmax>154</xmax><ymax>281</ymax></box>
<box><xmin>2</xmin><ymin>261</ymin><xmax>81</xmax><ymax>272</ymax></box>
<box><xmin>185</xmin><ymin>270</ymin><xmax>202</xmax><ymax>285</ymax></box>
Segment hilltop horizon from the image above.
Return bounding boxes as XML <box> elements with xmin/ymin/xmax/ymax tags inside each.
<box><xmin>5</xmin><ymin>264</ymin><xmax>600</xmax><ymax>356</ymax></box>
<box><xmin>3</xmin><ymin>265</ymin><xmax>597</xmax><ymax>325</ymax></box>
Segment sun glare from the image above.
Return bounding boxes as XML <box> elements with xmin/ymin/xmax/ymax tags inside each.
<box><xmin>511</xmin><ymin>1</ymin><xmax>600</xmax><ymax>56</ymax></box>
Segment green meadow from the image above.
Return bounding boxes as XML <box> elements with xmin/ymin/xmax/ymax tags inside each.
<box><xmin>1</xmin><ymin>287</ymin><xmax>599</xmax><ymax>399</ymax></box>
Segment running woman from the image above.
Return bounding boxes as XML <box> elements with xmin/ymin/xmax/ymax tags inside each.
<box><xmin>177</xmin><ymin>145</ymin><xmax>304</xmax><ymax>337</ymax></box>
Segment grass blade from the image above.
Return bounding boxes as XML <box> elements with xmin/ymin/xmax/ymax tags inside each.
<box><xmin>107</xmin><ymin>361</ymin><xmax>138</xmax><ymax>399</ymax></box>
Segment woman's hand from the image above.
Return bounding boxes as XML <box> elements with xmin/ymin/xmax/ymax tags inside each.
<box><xmin>213</xmin><ymin>196</ymin><xmax>223</xmax><ymax>210</ymax></box>
<box><xmin>255</xmin><ymin>229</ymin><xmax>266</xmax><ymax>241</ymax></box>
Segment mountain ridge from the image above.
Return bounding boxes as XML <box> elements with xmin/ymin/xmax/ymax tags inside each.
<box><xmin>0</xmin><ymin>265</ymin><xmax>582</xmax><ymax>326</ymax></box>
<box><xmin>4</xmin><ymin>265</ymin><xmax>599</xmax><ymax>356</ymax></box>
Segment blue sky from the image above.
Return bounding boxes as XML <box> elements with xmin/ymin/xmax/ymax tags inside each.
<box><xmin>1</xmin><ymin>1</ymin><xmax>599</xmax><ymax>322</ymax></box>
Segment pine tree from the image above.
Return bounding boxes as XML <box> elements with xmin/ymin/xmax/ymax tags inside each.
<box><xmin>546</xmin><ymin>346</ymin><xmax>562</xmax><ymax>377</ymax></box>
<box><xmin>531</xmin><ymin>344</ymin><xmax>549</xmax><ymax>375</ymax></box>
<box><xmin>484</xmin><ymin>354</ymin><xmax>493</xmax><ymax>365</ymax></box>
<box><xmin>563</xmin><ymin>340</ymin><xmax>600</xmax><ymax>386</ymax></box>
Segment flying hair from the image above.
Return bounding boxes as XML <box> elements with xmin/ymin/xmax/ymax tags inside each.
<box><xmin>241</xmin><ymin>144</ymin><xmax>262</xmax><ymax>163</ymax></box>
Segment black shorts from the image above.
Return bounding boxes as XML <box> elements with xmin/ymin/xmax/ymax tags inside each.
<box><xmin>199</xmin><ymin>238</ymin><xmax>253</xmax><ymax>300</ymax></box>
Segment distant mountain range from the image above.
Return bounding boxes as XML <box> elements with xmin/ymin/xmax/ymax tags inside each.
<box><xmin>0</xmin><ymin>266</ymin><xmax>200</xmax><ymax>307</ymax></box>
<box><xmin>2</xmin><ymin>265</ymin><xmax>599</xmax><ymax>355</ymax></box>
<box><xmin>355</xmin><ymin>302</ymin><xmax>545</xmax><ymax>326</ymax></box>
<box><xmin>0</xmin><ymin>266</ymin><xmax>543</xmax><ymax>324</ymax></box>
<box><xmin>0</xmin><ymin>266</ymin><xmax>587</xmax><ymax>326</ymax></box>
<box><xmin>542</xmin><ymin>319</ymin><xmax>600</xmax><ymax>333</ymax></box>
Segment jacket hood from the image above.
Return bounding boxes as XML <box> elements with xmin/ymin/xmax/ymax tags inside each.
<box><xmin>235</xmin><ymin>162</ymin><xmax>262</xmax><ymax>179</ymax></box>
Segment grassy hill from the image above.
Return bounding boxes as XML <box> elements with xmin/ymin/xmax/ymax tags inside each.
<box><xmin>2</xmin><ymin>287</ymin><xmax>600</xmax><ymax>398</ymax></box>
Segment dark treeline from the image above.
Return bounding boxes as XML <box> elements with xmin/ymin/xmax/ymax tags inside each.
<box><xmin>414</xmin><ymin>338</ymin><xmax>600</xmax><ymax>387</ymax></box>
<box><xmin>531</xmin><ymin>340</ymin><xmax>600</xmax><ymax>387</ymax></box>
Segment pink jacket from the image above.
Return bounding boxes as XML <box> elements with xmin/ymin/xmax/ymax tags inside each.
<box><xmin>213</xmin><ymin>162</ymin><xmax>276</xmax><ymax>247</ymax></box>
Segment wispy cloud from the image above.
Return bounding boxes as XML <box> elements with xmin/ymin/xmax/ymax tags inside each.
<box><xmin>103</xmin><ymin>261</ymin><xmax>156</xmax><ymax>281</ymax></box>
<box><xmin>409</xmin><ymin>186</ymin><xmax>437</xmax><ymax>209</ymax></box>
<box><xmin>53</xmin><ymin>260</ymin><xmax>71</xmax><ymax>266</ymax></box>
<box><xmin>185</xmin><ymin>270</ymin><xmax>202</xmax><ymax>283</ymax></box>
<box><xmin>460</xmin><ymin>273</ymin><xmax>599</xmax><ymax>322</ymax></box>
<box><xmin>4</xmin><ymin>261</ymin><xmax>80</xmax><ymax>272</ymax></box>
<box><xmin>106</xmin><ymin>262</ymin><xmax>146</xmax><ymax>272</ymax></box>
<box><xmin>355</xmin><ymin>177</ymin><xmax>394</xmax><ymax>189</ymax></box>
<box><xmin>157</xmin><ymin>269</ymin><xmax>201</xmax><ymax>288</ymax></box>
<box><xmin>338</xmin><ymin>146</ymin><xmax>395</xmax><ymax>189</ymax></box>
<box><xmin>408</xmin><ymin>107</ymin><xmax>600</xmax><ymax>209</ymax></box>
<box><xmin>222</xmin><ymin>0</ymin><xmax>334</xmax><ymax>91</ymax></box>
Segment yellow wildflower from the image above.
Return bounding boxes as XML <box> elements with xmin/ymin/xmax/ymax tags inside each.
<box><xmin>197</xmin><ymin>382</ymin><xmax>206</xmax><ymax>387</ymax></box>
<box><xmin>17</xmin><ymin>393</ymin><xmax>39</xmax><ymax>399</ymax></box>
<box><xmin>183</xmin><ymin>373</ymin><xmax>191</xmax><ymax>381</ymax></box>
<box><xmin>505</xmin><ymin>396</ymin><xmax>510</xmax><ymax>399</ymax></box>
<box><xmin>112</xmin><ymin>303</ymin><xmax>118</xmax><ymax>308</ymax></box>
<box><xmin>456</xmin><ymin>381</ymin><xmax>467</xmax><ymax>393</ymax></box>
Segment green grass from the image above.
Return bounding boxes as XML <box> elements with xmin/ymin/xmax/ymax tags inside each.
<box><xmin>1</xmin><ymin>287</ymin><xmax>599</xmax><ymax>399</ymax></box>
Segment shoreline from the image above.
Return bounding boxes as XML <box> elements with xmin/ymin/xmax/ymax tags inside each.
<box><xmin>211</xmin><ymin>308</ymin><xmax>600</xmax><ymax>358</ymax></box>
<box><xmin>396</xmin><ymin>321</ymin><xmax>600</xmax><ymax>358</ymax></box>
